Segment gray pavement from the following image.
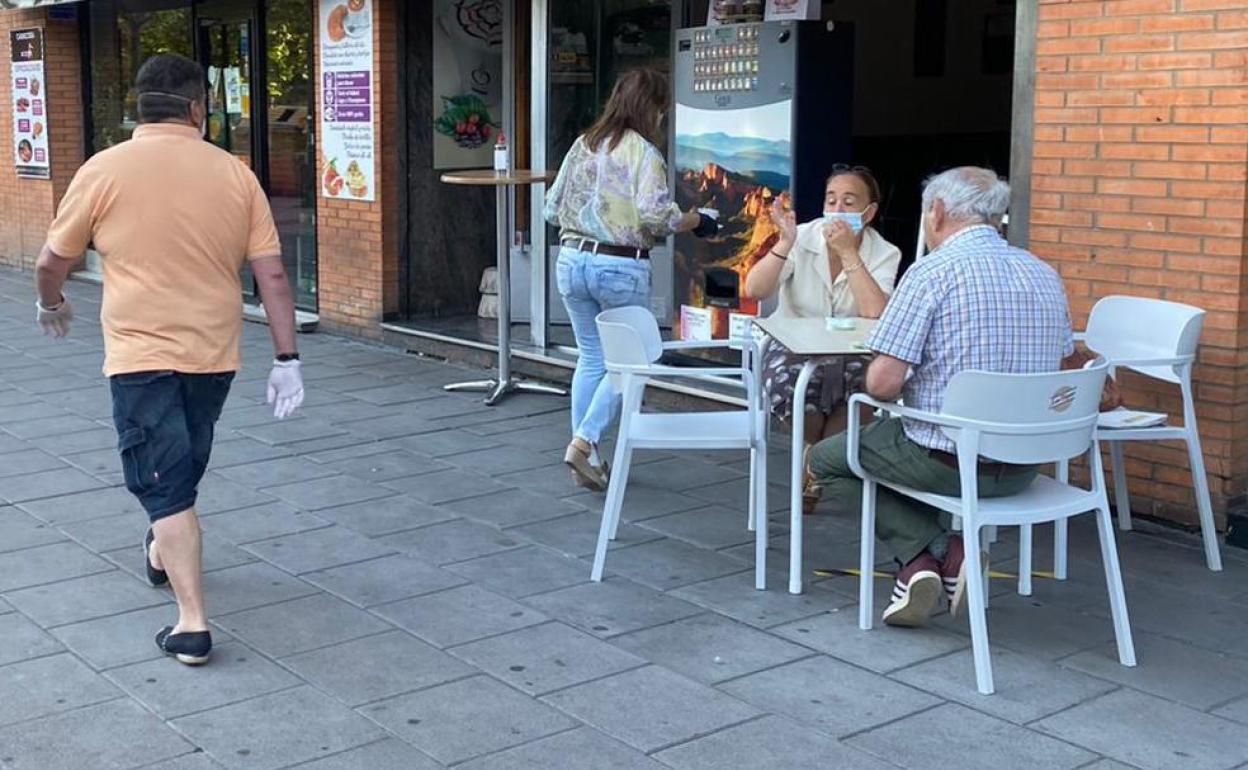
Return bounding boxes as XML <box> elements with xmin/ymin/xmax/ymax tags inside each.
<box><xmin>2</xmin><ymin>268</ymin><xmax>1248</xmax><ymax>769</ymax></box>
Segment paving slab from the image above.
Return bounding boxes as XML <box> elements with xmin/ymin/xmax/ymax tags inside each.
<box><xmin>0</xmin><ymin>612</ymin><xmax>64</xmax><ymax>665</ymax></box>
<box><xmin>442</xmin><ymin>487</ymin><xmax>585</xmax><ymax>528</ymax></box>
<box><xmin>0</xmin><ymin>466</ymin><xmax>108</xmax><ymax>504</ymax></box>
<box><xmin>0</xmin><ymin>540</ymin><xmax>114</xmax><ymax>592</ymax></box>
<box><xmin>16</xmin><ymin>485</ymin><xmax>146</xmax><ymax>524</ymax></box>
<box><xmin>105</xmin><ymin>641</ymin><xmax>301</xmax><ymax>718</ymax></box>
<box><xmin>241</xmin><ymin>524</ymin><xmax>397</xmax><ymax>574</ymax></box>
<box><xmin>387</xmin><ymin>428</ymin><xmax>503</xmax><ymax>458</ymax></box>
<box><xmin>49</xmin><ymin>604</ymin><xmax>231</xmax><ymax>671</ymax></box>
<box><xmin>443</xmin><ymin>545</ymin><xmax>590</xmax><ymax>598</ymax></box>
<box><xmin>313</xmin><ymin>494</ymin><xmax>457</xmax><ymax>536</ymax></box>
<box><xmin>173</xmin><ymin>686</ymin><xmax>387</xmax><ymax>770</ymax></box>
<box><xmin>458</xmin><ymin>726</ymin><xmax>663</xmax><ymax>770</ymax></box>
<box><xmin>670</xmin><ymin>571</ymin><xmax>851</xmax><ymax>629</ymax></box>
<box><xmin>0</xmin><ymin>651</ymin><xmax>121</xmax><ymax>727</ymax></box>
<box><xmin>216</xmin><ymin>456</ymin><xmax>340</xmax><ymax>488</ymax></box>
<box><xmin>206</xmin><ymin>437</ymin><xmax>295</xmax><ymax>469</ymax></box>
<box><xmin>28</xmin><ymin>427</ymin><xmax>119</xmax><ymax>456</ymax></box>
<box><xmin>303</xmin><ymin>553</ymin><xmax>467</xmax><ymax>607</ymax></box>
<box><xmin>450</xmin><ymin>621</ymin><xmax>645</xmax><ymax>696</ymax></box>
<box><xmin>197</xmin><ymin>562</ymin><xmax>321</xmax><ymax>615</ymax></box>
<box><xmin>4</xmin><ymin>569</ymin><xmax>170</xmax><ymax>628</ymax></box>
<box><xmin>319</xmin><ymin>448</ymin><xmax>451</xmax><ymax>482</ymax></box>
<box><xmin>216</xmin><ymin>593</ymin><xmax>392</xmax><ymax>658</ymax></box>
<box><xmin>893</xmin><ymin>645</ymin><xmax>1117</xmax><ymax>724</ymax></box>
<box><xmin>373</xmin><ymin>583</ymin><xmax>547</xmax><ymax>648</ymax></box>
<box><xmin>2</xmin><ymin>414</ymin><xmax>106</xmax><ymax>440</ymax></box>
<box><xmin>595</xmin><ymin>537</ymin><xmax>750</xmax><ymax>591</ymax></box>
<box><xmin>656</xmin><ymin>715</ymin><xmax>897</xmax><ymax>770</ymax></box>
<box><xmin>0</xmin><ymin>506</ymin><xmax>66</xmax><ymax>553</ymax></box>
<box><xmin>625</xmin><ymin>458</ymin><xmax>746</xmax><ymax>492</ymax></box>
<box><xmin>1035</xmin><ymin>688</ymin><xmax>1248</xmax><ymax>770</ymax></box>
<box><xmin>719</xmin><ymin>654</ymin><xmax>940</xmax><ymax>738</ymax></box>
<box><xmin>201</xmin><ymin>502</ymin><xmax>332</xmax><ymax>545</ymax></box>
<box><xmin>380</xmin><ymin>467</ymin><xmax>510</xmax><ymax>505</ymax></box>
<box><xmin>612</xmin><ymin>613</ymin><xmax>810</xmax><ymax>684</ymax></box>
<box><xmin>56</xmin><ymin>511</ymin><xmax>145</xmax><ymax>552</ymax></box>
<box><xmin>850</xmin><ymin>702</ymin><xmax>1095</xmax><ymax>770</ymax></box>
<box><xmin>524</xmin><ymin>578</ymin><xmax>703</xmax><ymax>638</ymax></box>
<box><xmin>544</xmin><ymin>665</ymin><xmax>760</xmax><ymax>753</ymax></box>
<box><xmin>930</xmin><ymin>592</ymin><xmax>1116</xmax><ymax>661</ymax></box>
<box><xmin>0</xmin><ymin>697</ymin><xmax>192</xmax><ymax>770</ymax></box>
<box><xmin>0</xmin><ymin>448</ymin><xmax>68</xmax><ymax>478</ymax></box>
<box><xmin>510</xmin><ymin>511</ymin><xmax>662</xmax><ymax>558</ymax></box>
<box><xmin>1212</xmin><ymin>696</ymin><xmax>1248</xmax><ymax>726</ymax></box>
<box><xmin>564</xmin><ymin>484</ymin><xmax>704</xmax><ymax>521</ymax></box>
<box><xmin>262</xmin><ymin>474</ymin><xmax>394</xmax><ymax>512</ymax></box>
<box><xmin>493</xmin><ymin>462</ymin><xmax>598</xmax><ymax>499</ymax></box>
<box><xmin>379</xmin><ymin>518</ymin><xmax>527</xmax><ymax>565</ymax></box>
<box><xmin>1061</xmin><ymin>632</ymin><xmax>1248</xmax><ymax>711</ymax></box>
<box><xmin>360</xmin><ymin>675</ymin><xmax>578</xmax><ymax>765</ymax></box>
<box><xmin>771</xmin><ymin>602</ymin><xmax>968</xmax><ymax>673</ymax></box>
<box><xmin>286</xmin><ymin>739</ymin><xmax>442</xmax><ymax>769</ymax></box>
<box><xmin>151</xmin><ymin>751</ymin><xmax>230</xmax><ymax>770</ymax></box>
<box><xmin>637</xmin><ymin>504</ymin><xmax>762</xmax><ymax>550</ymax></box>
<box><xmin>283</xmin><ymin>629</ymin><xmax>475</xmax><ymax>706</ymax></box>
<box><xmin>195</xmin><ymin>475</ymin><xmax>279</xmax><ymax>515</ymax></box>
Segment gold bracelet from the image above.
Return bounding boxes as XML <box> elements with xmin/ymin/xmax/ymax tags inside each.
<box><xmin>842</xmin><ymin>260</ymin><xmax>864</xmax><ymax>274</ymax></box>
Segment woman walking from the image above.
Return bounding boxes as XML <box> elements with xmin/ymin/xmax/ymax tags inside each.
<box><xmin>544</xmin><ymin>68</ymin><xmax>717</xmax><ymax>491</ymax></box>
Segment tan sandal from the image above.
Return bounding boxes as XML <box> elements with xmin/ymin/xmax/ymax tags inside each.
<box><xmin>564</xmin><ymin>441</ymin><xmax>608</xmax><ymax>492</ymax></box>
<box><xmin>802</xmin><ymin>445</ymin><xmax>821</xmax><ymax>515</ymax></box>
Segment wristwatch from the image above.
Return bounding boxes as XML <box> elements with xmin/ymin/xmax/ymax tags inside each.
<box><xmin>275</xmin><ymin>352</ymin><xmax>300</xmax><ymax>362</ymax></box>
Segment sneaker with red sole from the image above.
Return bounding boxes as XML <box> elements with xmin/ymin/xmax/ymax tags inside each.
<box><xmin>882</xmin><ymin>552</ymin><xmax>943</xmax><ymax>628</ymax></box>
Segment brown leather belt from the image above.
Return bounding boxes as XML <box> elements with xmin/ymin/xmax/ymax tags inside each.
<box><xmin>928</xmin><ymin>449</ymin><xmax>1034</xmax><ymax>476</ymax></box>
<box><xmin>562</xmin><ymin>237</ymin><xmax>650</xmax><ymax>260</ymax></box>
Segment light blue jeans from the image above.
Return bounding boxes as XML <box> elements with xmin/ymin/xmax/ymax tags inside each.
<box><xmin>556</xmin><ymin>246</ymin><xmax>652</xmax><ymax>445</ymax></box>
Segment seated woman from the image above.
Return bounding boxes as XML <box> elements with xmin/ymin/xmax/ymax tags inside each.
<box><xmin>744</xmin><ymin>165</ymin><xmax>902</xmax><ymax>513</ymax></box>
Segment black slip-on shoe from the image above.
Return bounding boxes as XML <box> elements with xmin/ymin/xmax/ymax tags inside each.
<box><xmin>155</xmin><ymin>626</ymin><xmax>212</xmax><ymax>666</ymax></box>
<box><xmin>143</xmin><ymin>528</ymin><xmax>169</xmax><ymax>588</ymax></box>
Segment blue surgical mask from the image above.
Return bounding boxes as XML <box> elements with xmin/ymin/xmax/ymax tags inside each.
<box><xmin>823</xmin><ymin>211</ymin><xmax>864</xmax><ymax>234</ymax></box>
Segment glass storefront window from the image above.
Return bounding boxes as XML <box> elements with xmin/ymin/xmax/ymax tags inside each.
<box><xmin>90</xmin><ymin>1</ymin><xmax>194</xmax><ymax>150</ymax></box>
<box><xmin>265</xmin><ymin>0</ymin><xmax>317</xmax><ymax>310</ymax></box>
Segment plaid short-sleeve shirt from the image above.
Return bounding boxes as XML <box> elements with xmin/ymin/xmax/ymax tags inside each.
<box><xmin>866</xmin><ymin>226</ymin><xmax>1075</xmax><ymax>453</ymax></box>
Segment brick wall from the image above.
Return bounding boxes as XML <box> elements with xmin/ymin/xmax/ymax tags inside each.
<box><xmin>314</xmin><ymin>0</ymin><xmax>401</xmax><ymax>337</ymax></box>
<box><xmin>0</xmin><ymin>9</ymin><xmax>83</xmax><ymax>270</ymax></box>
<box><xmin>1031</xmin><ymin>0</ymin><xmax>1248</xmax><ymax>528</ymax></box>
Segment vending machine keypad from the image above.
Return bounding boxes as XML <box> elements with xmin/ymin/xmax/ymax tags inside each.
<box><xmin>691</xmin><ymin>26</ymin><xmax>762</xmax><ymax>93</ymax></box>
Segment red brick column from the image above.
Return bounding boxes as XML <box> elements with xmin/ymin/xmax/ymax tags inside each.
<box><xmin>314</xmin><ymin>0</ymin><xmax>401</xmax><ymax>337</ymax></box>
<box><xmin>0</xmin><ymin>9</ymin><xmax>83</xmax><ymax>270</ymax></box>
<box><xmin>1030</xmin><ymin>0</ymin><xmax>1248</xmax><ymax>527</ymax></box>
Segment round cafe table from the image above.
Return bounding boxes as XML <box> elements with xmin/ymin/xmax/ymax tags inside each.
<box><xmin>440</xmin><ymin>169</ymin><xmax>566</xmax><ymax>406</ymax></box>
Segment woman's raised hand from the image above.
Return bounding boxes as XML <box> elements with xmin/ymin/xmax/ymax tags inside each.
<box><xmin>822</xmin><ymin>218</ymin><xmax>858</xmax><ymax>259</ymax></box>
<box><xmin>769</xmin><ymin>199</ymin><xmax>797</xmax><ymax>248</ymax></box>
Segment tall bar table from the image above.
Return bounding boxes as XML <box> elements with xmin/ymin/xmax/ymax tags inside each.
<box><xmin>440</xmin><ymin>169</ymin><xmax>566</xmax><ymax>406</ymax></box>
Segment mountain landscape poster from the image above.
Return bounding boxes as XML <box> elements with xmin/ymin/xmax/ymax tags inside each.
<box><xmin>674</xmin><ymin>101</ymin><xmax>793</xmax><ymax>319</ymax></box>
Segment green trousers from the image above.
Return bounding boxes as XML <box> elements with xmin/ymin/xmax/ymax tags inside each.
<box><xmin>809</xmin><ymin>418</ymin><xmax>1037</xmax><ymax>565</ymax></box>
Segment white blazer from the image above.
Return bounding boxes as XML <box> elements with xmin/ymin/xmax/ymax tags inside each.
<box><xmin>772</xmin><ymin>222</ymin><xmax>902</xmax><ymax>319</ymax></box>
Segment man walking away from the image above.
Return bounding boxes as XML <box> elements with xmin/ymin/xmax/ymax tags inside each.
<box><xmin>33</xmin><ymin>53</ymin><xmax>305</xmax><ymax>665</ymax></box>
<box><xmin>809</xmin><ymin>167</ymin><xmax>1074</xmax><ymax>629</ymax></box>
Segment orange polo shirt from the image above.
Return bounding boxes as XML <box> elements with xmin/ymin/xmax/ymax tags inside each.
<box><xmin>46</xmin><ymin>123</ymin><xmax>281</xmax><ymax>376</ymax></box>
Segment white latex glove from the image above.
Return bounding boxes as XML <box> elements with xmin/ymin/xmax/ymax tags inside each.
<box><xmin>266</xmin><ymin>359</ymin><xmax>305</xmax><ymax>420</ymax></box>
<box><xmin>36</xmin><ymin>295</ymin><xmax>73</xmax><ymax>338</ymax></box>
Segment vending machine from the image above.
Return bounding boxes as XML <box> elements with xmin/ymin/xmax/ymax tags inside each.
<box><xmin>668</xmin><ymin>20</ymin><xmax>853</xmax><ymax>341</ymax></box>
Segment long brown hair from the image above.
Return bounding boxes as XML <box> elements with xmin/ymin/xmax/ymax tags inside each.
<box><xmin>583</xmin><ymin>69</ymin><xmax>669</xmax><ymax>153</ymax></box>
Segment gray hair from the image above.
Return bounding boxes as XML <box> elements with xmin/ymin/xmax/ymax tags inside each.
<box><xmin>921</xmin><ymin>167</ymin><xmax>1011</xmax><ymax>227</ymax></box>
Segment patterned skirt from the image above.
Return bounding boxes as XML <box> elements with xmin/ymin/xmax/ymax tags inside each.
<box><xmin>761</xmin><ymin>346</ymin><xmax>870</xmax><ymax>422</ymax></box>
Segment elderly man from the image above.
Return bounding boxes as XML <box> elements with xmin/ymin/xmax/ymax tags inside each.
<box><xmin>809</xmin><ymin>166</ymin><xmax>1074</xmax><ymax>628</ymax></box>
<box><xmin>33</xmin><ymin>54</ymin><xmax>305</xmax><ymax>665</ymax></box>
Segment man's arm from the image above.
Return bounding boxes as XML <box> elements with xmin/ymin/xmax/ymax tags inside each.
<box><xmin>865</xmin><ymin>354</ymin><xmax>910</xmax><ymax>401</ymax></box>
<box><xmin>250</xmin><ymin>255</ymin><xmax>298</xmax><ymax>355</ymax></box>
<box><xmin>35</xmin><ymin>244</ymin><xmax>75</xmax><ymax>307</ymax></box>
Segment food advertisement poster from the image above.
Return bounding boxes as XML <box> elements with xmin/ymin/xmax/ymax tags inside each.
<box><xmin>319</xmin><ymin>0</ymin><xmax>375</xmax><ymax>201</ymax></box>
<box><xmin>432</xmin><ymin>0</ymin><xmax>503</xmax><ymax>170</ymax></box>
<box><xmin>764</xmin><ymin>0</ymin><xmax>821</xmax><ymax>21</ymax></box>
<box><xmin>10</xmin><ymin>28</ymin><xmax>49</xmax><ymax>179</ymax></box>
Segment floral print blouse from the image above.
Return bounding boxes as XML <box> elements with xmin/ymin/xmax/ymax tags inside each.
<box><xmin>544</xmin><ymin>130</ymin><xmax>684</xmax><ymax>250</ymax></box>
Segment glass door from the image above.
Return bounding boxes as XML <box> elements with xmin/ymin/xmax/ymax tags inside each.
<box><xmin>197</xmin><ymin>0</ymin><xmax>317</xmax><ymax>311</ymax></box>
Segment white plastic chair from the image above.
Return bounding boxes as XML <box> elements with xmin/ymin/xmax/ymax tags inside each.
<box><xmin>848</xmin><ymin>361</ymin><xmax>1136</xmax><ymax>695</ymax></box>
<box><xmin>1045</xmin><ymin>296</ymin><xmax>1221</xmax><ymax>578</ymax></box>
<box><xmin>589</xmin><ymin>306</ymin><xmax>768</xmax><ymax>588</ymax></box>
